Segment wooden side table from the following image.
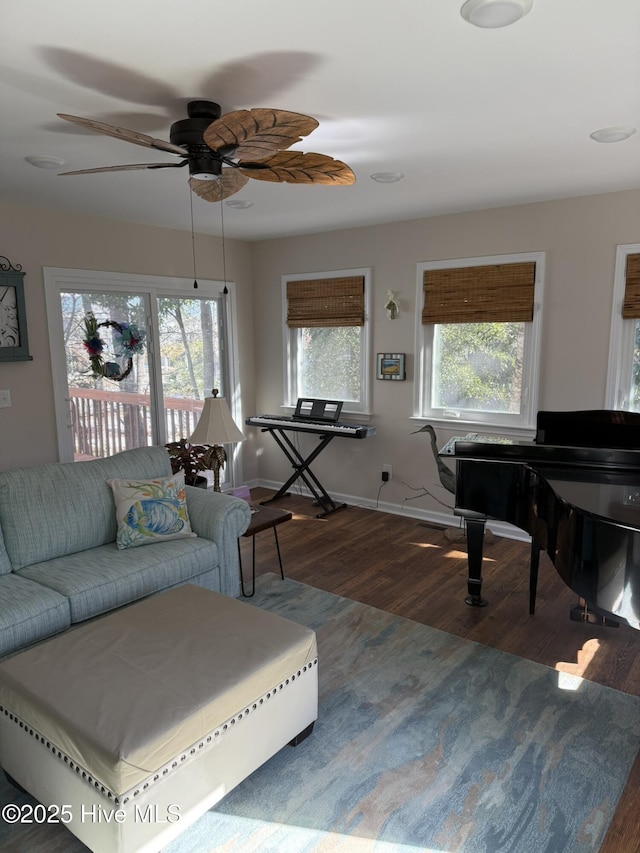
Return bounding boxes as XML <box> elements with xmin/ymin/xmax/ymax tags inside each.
<box><xmin>238</xmin><ymin>505</ymin><xmax>292</xmax><ymax>597</ymax></box>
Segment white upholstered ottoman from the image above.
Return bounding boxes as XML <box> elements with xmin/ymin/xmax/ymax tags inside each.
<box><xmin>0</xmin><ymin>584</ymin><xmax>318</xmax><ymax>853</ymax></box>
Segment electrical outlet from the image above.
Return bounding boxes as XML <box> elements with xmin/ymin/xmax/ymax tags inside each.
<box><xmin>382</xmin><ymin>463</ymin><xmax>392</xmax><ymax>482</ymax></box>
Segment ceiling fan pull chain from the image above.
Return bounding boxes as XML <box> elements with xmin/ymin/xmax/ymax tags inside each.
<box><xmin>189</xmin><ymin>188</ymin><xmax>198</xmax><ymax>289</ymax></box>
<box><xmin>220</xmin><ymin>195</ymin><xmax>228</xmax><ymax>295</ymax></box>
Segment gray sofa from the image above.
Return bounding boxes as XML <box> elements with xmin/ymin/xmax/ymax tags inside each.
<box><xmin>0</xmin><ymin>446</ymin><xmax>252</xmax><ymax>658</ymax></box>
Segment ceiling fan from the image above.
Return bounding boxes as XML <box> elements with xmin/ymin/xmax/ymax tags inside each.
<box><xmin>57</xmin><ymin>100</ymin><xmax>356</xmax><ymax>202</ymax></box>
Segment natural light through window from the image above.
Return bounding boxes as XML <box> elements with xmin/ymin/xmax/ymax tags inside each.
<box><xmin>555</xmin><ymin>638</ymin><xmax>601</xmax><ymax>691</ymax></box>
<box><xmin>283</xmin><ymin>268</ymin><xmax>372</xmax><ymax>416</ymax></box>
<box><xmin>414</xmin><ymin>253</ymin><xmax>545</xmax><ymax>430</ymax></box>
<box><xmin>443</xmin><ymin>549</ymin><xmax>497</xmax><ymax>562</ymax></box>
<box><xmin>206</xmin><ymin>816</ymin><xmax>453</xmax><ymax>852</ymax></box>
<box><xmin>606</xmin><ymin>243</ymin><xmax>640</xmax><ymax>410</ymax></box>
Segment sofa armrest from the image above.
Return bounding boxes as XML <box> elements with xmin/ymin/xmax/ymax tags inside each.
<box><xmin>184</xmin><ymin>487</ymin><xmax>252</xmax><ymax>598</ymax></box>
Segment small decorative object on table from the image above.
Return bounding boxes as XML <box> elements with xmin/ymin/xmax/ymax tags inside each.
<box><xmin>230</xmin><ymin>484</ymin><xmax>252</xmax><ymax>505</ymax></box>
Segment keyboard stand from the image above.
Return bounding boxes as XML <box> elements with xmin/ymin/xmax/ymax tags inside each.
<box><xmin>257</xmin><ymin>426</ymin><xmax>347</xmax><ymax>518</ymax></box>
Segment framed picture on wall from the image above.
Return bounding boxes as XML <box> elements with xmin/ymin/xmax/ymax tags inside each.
<box><xmin>376</xmin><ymin>352</ymin><xmax>405</xmax><ymax>381</ymax></box>
<box><xmin>0</xmin><ymin>257</ymin><xmax>32</xmax><ymax>362</ymax></box>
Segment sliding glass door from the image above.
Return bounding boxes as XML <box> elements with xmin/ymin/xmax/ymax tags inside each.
<box><xmin>45</xmin><ymin>268</ymin><xmax>239</xmax><ymax>485</ymax></box>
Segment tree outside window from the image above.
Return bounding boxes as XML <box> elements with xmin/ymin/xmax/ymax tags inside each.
<box><xmin>283</xmin><ymin>268</ymin><xmax>371</xmax><ymax>415</ymax></box>
<box><xmin>415</xmin><ymin>253</ymin><xmax>544</xmax><ymax>430</ymax></box>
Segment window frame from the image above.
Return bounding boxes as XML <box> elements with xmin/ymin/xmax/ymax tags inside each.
<box><xmin>44</xmin><ymin>267</ymin><xmax>242</xmax><ymax>485</ymax></box>
<box><xmin>606</xmin><ymin>243</ymin><xmax>640</xmax><ymax>409</ymax></box>
<box><xmin>282</xmin><ymin>268</ymin><xmax>372</xmax><ymax>417</ymax></box>
<box><xmin>414</xmin><ymin>252</ymin><xmax>545</xmax><ymax>433</ymax></box>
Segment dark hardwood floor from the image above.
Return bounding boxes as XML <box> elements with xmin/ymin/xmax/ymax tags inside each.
<box><xmin>240</xmin><ymin>487</ymin><xmax>640</xmax><ymax>853</ymax></box>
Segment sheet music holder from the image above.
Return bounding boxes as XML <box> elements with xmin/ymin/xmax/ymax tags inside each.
<box><xmin>293</xmin><ymin>398</ymin><xmax>343</xmax><ymax>422</ymax></box>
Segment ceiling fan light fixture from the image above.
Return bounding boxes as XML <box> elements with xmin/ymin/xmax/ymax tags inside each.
<box><xmin>190</xmin><ymin>172</ymin><xmax>221</xmax><ymax>181</ymax></box>
<box><xmin>460</xmin><ymin>0</ymin><xmax>533</xmax><ymax>28</ymax></box>
<box><xmin>225</xmin><ymin>199</ymin><xmax>254</xmax><ymax>209</ymax></box>
<box><xmin>589</xmin><ymin>126</ymin><xmax>637</xmax><ymax>144</ymax></box>
<box><xmin>370</xmin><ymin>172</ymin><xmax>404</xmax><ymax>183</ymax></box>
<box><xmin>25</xmin><ymin>155</ymin><xmax>66</xmax><ymax>169</ymax></box>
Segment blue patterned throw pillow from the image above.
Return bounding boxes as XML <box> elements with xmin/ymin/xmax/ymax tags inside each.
<box><xmin>106</xmin><ymin>472</ymin><xmax>197</xmax><ymax>549</ymax></box>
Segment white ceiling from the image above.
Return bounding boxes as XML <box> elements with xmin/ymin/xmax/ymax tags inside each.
<box><xmin>2</xmin><ymin>0</ymin><xmax>639</xmax><ymax>242</ymax></box>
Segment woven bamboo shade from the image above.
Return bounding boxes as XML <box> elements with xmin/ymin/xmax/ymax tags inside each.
<box><xmin>622</xmin><ymin>254</ymin><xmax>640</xmax><ymax>318</ymax></box>
<box><xmin>422</xmin><ymin>262</ymin><xmax>536</xmax><ymax>324</ymax></box>
<box><xmin>286</xmin><ymin>276</ymin><xmax>365</xmax><ymax>327</ymax></box>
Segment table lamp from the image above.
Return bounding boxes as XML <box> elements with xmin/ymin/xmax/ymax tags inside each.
<box><xmin>189</xmin><ymin>389</ymin><xmax>245</xmax><ymax>491</ymax></box>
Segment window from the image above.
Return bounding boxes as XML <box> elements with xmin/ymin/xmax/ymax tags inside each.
<box><xmin>606</xmin><ymin>244</ymin><xmax>640</xmax><ymax>410</ymax></box>
<box><xmin>44</xmin><ymin>268</ymin><xmax>242</xmax><ymax>487</ymax></box>
<box><xmin>414</xmin><ymin>252</ymin><xmax>545</xmax><ymax>431</ymax></box>
<box><xmin>283</xmin><ymin>269</ymin><xmax>371</xmax><ymax>415</ymax></box>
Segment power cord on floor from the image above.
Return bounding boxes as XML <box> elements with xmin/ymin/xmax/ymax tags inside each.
<box><xmin>401</xmin><ymin>480</ymin><xmax>454</xmax><ymax>511</ymax></box>
<box><xmin>374</xmin><ymin>479</ymin><xmax>388</xmax><ymax>508</ymax></box>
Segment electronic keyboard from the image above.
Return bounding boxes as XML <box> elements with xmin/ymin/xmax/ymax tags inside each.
<box><xmin>246</xmin><ymin>414</ymin><xmax>376</xmax><ymax>439</ymax></box>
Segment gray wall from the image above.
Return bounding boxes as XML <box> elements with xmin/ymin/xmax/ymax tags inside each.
<box><xmin>249</xmin><ymin>188</ymin><xmax>640</xmax><ymax>515</ymax></box>
<box><xmin>1</xmin><ymin>188</ymin><xmax>639</xmax><ymax>519</ymax></box>
<box><xmin>0</xmin><ymin>201</ymin><xmax>257</xmax><ymax>481</ymax></box>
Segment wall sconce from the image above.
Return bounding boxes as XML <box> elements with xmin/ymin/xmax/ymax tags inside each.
<box><xmin>385</xmin><ymin>290</ymin><xmax>400</xmax><ymax>320</ymax></box>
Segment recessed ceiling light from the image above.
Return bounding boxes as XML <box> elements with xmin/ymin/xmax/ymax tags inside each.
<box><xmin>460</xmin><ymin>0</ymin><xmax>533</xmax><ymax>28</ymax></box>
<box><xmin>25</xmin><ymin>155</ymin><xmax>66</xmax><ymax>169</ymax></box>
<box><xmin>589</xmin><ymin>126</ymin><xmax>637</xmax><ymax>144</ymax></box>
<box><xmin>370</xmin><ymin>172</ymin><xmax>404</xmax><ymax>183</ymax></box>
<box><xmin>225</xmin><ymin>199</ymin><xmax>254</xmax><ymax>209</ymax></box>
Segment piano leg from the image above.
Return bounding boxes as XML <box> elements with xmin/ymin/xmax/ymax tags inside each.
<box><xmin>464</xmin><ymin>518</ymin><xmax>489</xmax><ymax>607</ymax></box>
<box><xmin>570</xmin><ymin>599</ymin><xmax>620</xmax><ymax>628</ymax></box>
<box><xmin>529</xmin><ymin>539</ymin><xmax>540</xmax><ymax>615</ymax></box>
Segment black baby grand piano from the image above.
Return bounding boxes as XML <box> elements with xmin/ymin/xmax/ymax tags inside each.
<box><xmin>452</xmin><ymin>410</ymin><xmax>640</xmax><ymax>630</ymax></box>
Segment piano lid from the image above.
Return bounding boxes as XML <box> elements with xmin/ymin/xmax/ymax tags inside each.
<box><xmin>452</xmin><ymin>440</ymin><xmax>640</xmax><ymax>471</ymax></box>
<box><xmin>535</xmin><ymin>408</ymin><xmax>640</xmax><ymax>448</ymax></box>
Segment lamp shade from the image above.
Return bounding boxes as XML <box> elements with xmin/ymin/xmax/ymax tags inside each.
<box><xmin>189</xmin><ymin>390</ymin><xmax>245</xmax><ymax>445</ymax></box>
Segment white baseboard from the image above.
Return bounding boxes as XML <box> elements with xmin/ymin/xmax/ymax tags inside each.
<box><xmin>247</xmin><ymin>479</ymin><xmax>531</xmax><ymax>544</ymax></box>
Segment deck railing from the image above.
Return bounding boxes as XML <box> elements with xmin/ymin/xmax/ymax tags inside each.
<box><xmin>69</xmin><ymin>388</ymin><xmax>204</xmax><ymax>460</ymax></box>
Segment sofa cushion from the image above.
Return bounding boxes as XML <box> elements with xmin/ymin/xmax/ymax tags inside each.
<box><xmin>0</xmin><ymin>446</ymin><xmax>172</xmax><ymax>570</ymax></box>
<box><xmin>107</xmin><ymin>471</ymin><xmax>196</xmax><ymax>549</ymax></box>
<box><xmin>16</xmin><ymin>537</ymin><xmax>220</xmax><ymax>622</ymax></box>
<box><xmin>0</xmin><ymin>574</ymin><xmax>70</xmax><ymax>658</ymax></box>
<box><xmin>0</xmin><ymin>526</ymin><xmax>12</xmax><ymax>576</ymax></box>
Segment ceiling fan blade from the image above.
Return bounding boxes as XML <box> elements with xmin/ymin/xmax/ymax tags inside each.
<box><xmin>238</xmin><ymin>151</ymin><xmax>356</xmax><ymax>185</ymax></box>
<box><xmin>59</xmin><ymin>161</ymin><xmax>188</xmax><ymax>175</ymax></box>
<box><xmin>57</xmin><ymin>113</ymin><xmax>188</xmax><ymax>156</ymax></box>
<box><xmin>203</xmin><ymin>109</ymin><xmax>319</xmax><ymax>161</ymax></box>
<box><xmin>189</xmin><ymin>170</ymin><xmax>250</xmax><ymax>202</ymax></box>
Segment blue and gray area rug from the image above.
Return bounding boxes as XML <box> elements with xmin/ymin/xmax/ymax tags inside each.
<box><xmin>1</xmin><ymin>574</ymin><xmax>639</xmax><ymax>852</ymax></box>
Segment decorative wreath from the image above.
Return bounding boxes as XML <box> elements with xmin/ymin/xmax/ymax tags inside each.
<box><xmin>82</xmin><ymin>312</ymin><xmax>146</xmax><ymax>382</ymax></box>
